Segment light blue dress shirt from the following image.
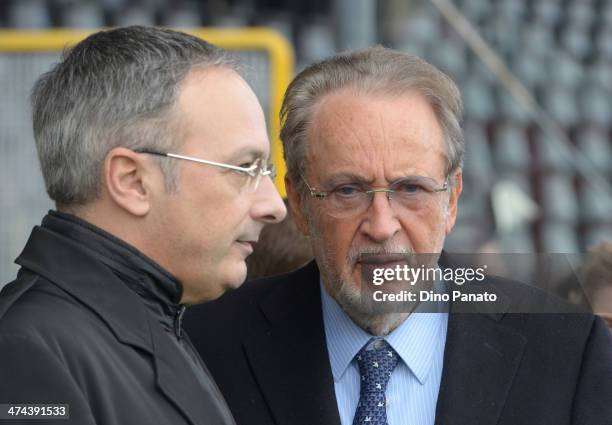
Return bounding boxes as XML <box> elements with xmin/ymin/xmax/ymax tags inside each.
<box><xmin>320</xmin><ymin>283</ymin><xmax>448</xmax><ymax>425</ymax></box>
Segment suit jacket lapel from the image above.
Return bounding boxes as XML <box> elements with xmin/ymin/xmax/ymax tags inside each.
<box><xmin>435</xmin><ymin>307</ymin><xmax>526</xmax><ymax>425</ymax></box>
<box><xmin>243</xmin><ymin>262</ymin><xmax>342</xmax><ymax>425</ymax></box>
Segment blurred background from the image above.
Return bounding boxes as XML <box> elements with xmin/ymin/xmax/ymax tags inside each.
<box><xmin>1</xmin><ymin>0</ymin><xmax>611</xmax><ymax>285</ymax></box>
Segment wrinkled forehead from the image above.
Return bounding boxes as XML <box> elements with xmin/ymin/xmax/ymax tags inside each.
<box><xmin>305</xmin><ymin>89</ymin><xmax>448</xmax><ymax>181</ymax></box>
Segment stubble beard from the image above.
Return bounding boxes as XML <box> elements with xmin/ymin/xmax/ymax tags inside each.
<box><xmin>323</xmin><ymin>245</ymin><xmax>410</xmax><ymax>335</ymax></box>
<box><xmin>309</xmin><ymin>211</ymin><xmax>448</xmax><ymax>337</ymax></box>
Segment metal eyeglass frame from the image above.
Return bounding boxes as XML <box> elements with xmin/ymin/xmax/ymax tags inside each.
<box><xmin>300</xmin><ymin>174</ymin><xmax>450</xmax><ymax>201</ymax></box>
<box><xmin>136</xmin><ymin>150</ymin><xmax>276</xmax><ymax>180</ymax></box>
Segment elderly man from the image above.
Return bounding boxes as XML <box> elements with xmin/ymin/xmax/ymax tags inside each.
<box><xmin>0</xmin><ymin>26</ymin><xmax>286</xmax><ymax>424</ymax></box>
<box><xmin>184</xmin><ymin>47</ymin><xmax>612</xmax><ymax>425</ymax></box>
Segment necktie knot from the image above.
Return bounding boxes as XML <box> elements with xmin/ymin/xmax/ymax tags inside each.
<box><xmin>355</xmin><ymin>339</ymin><xmax>399</xmax><ymax>394</ymax></box>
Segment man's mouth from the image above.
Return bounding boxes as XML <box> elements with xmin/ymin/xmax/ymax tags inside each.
<box><xmin>236</xmin><ymin>240</ymin><xmax>256</xmax><ymax>255</ymax></box>
<box><xmin>358</xmin><ymin>253</ymin><xmax>409</xmax><ymax>265</ymax></box>
<box><xmin>356</xmin><ymin>253</ymin><xmax>414</xmax><ymax>272</ymax></box>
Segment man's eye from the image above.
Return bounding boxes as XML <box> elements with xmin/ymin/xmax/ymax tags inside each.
<box><xmin>394</xmin><ymin>182</ymin><xmax>422</xmax><ymax>193</ymax></box>
<box><xmin>333</xmin><ymin>185</ymin><xmax>362</xmax><ymax>197</ymax></box>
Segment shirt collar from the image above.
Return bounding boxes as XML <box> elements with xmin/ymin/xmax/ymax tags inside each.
<box><xmin>320</xmin><ymin>280</ymin><xmax>448</xmax><ymax>385</ymax></box>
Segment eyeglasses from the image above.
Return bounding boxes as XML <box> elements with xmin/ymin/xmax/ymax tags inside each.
<box><xmin>302</xmin><ymin>174</ymin><xmax>449</xmax><ymax>218</ymax></box>
<box><xmin>137</xmin><ymin>150</ymin><xmax>276</xmax><ymax>192</ymax></box>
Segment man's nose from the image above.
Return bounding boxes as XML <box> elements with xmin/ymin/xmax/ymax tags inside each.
<box><xmin>251</xmin><ymin>176</ymin><xmax>287</xmax><ymax>224</ymax></box>
<box><xmin>359</xmin><ymin>192</ymin><xmax>401</xmax><ymax>243</ymax></box>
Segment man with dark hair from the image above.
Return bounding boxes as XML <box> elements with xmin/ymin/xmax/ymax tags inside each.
<box><xmin>185</xmin><ymin>47</ymin><xmax>612</xmax><ymax>425</ymax></box>
<box><xmin>0</xmin><ymin>26</ymin><xmax>286</xmax><ymax>424</ymax></box>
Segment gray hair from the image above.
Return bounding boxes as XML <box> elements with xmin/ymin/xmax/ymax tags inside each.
<box><xmin>31</xmin><ymin>25</ymin><xmax>236</xmax><ymax>208</ymax></box>
<box><xmin>280</xmin><ymin>46</ymin><xmax>464</xmax><ymax>195</ymax></box>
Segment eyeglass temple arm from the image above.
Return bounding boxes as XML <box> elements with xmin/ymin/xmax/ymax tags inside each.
<box><xmin>434</xmin><ymin>177</ymin><xmax>451</xmax><ymax>192</ymax></box>
<box><xmin>301</xmin><ymin>175</ymin><xmax>327</xmax><ymax>197</ymax></box>
<box><xmin>137</xmin><ymin>150</ymin><xmax>258</xmax><ymax>175</ymax></box>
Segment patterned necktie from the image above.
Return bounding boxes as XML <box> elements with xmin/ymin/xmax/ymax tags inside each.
<box><xmin>352</xmin><ymin>339</ymin><xmax>399</xmax><ymax>425</ymax></box>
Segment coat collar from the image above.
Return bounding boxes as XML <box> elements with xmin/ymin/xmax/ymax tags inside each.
<box><xmin>44</xmin><ymin>211</ymin><xmax>182</xmax><ymax>303</ymax></box>
<box><xmin>15</xmin><ymin>212</ymin><xmax>156</xmax><ymax>352</ymax></box>
<box><xmin>21</xmin><ymin>211</ymin><xmax>184</xmax><ymax>328</ymax></box>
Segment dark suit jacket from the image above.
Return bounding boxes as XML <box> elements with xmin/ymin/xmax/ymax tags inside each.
<box><xmin>184</xmin><ymin>261</ymin><xmax>612</xmax><ymax>425</ymax></box>
<box><xmin>0</xmin><ymin>215</ymin><xmax>235</xmax><ymax>425</ymax></box>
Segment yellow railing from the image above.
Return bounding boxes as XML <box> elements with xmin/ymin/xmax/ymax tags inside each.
<box><xmin>0</xmin><ymin>28</ymin><xmax>294</xmax><ymax>196</ymax></box>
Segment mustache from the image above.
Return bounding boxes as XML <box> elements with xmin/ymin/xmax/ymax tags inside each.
<box><xmin>347</xmin><ymin>242</ymin><xmax>412</xmax><ymax>267</ymax></box>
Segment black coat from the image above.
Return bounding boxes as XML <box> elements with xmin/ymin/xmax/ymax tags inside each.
<box><xmin>184</xmin><ymin>261</ymin><xmax>612</xmax><ymax>425</ymax></box>
<box><xmin>0</xmin><ymin>212</ymin><xmax>236</xmax><ymax>425</ymax></box>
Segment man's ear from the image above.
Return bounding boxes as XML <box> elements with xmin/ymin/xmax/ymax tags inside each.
<box><xmin>285</xmin><ymin>175</ymin><xmax>310</xmax><ymax>236</ymax></box>
<box><xmin>103</xmin><ymin>147</ymin><xmax>155</xmax><ymax>217</ymax></box>
<box><xmin>445</xmin><ymin>169</ymin><xmax>463</xmax><ymax>234</ymax></box>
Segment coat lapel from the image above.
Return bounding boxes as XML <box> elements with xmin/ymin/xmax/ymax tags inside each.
<box><xmin>434</xmin><ymin>304</ymin><xmax>526</xmax><ymax>425</ymax></box>
<box><xmin>243</xmin><ymin>262</ymin><xmax>342</xmax><ymax>425</ymax></box>
<box><xmin>15</xmin><ymin>226</ymin><xmax>153</xmax><ymax>352</ymax></box>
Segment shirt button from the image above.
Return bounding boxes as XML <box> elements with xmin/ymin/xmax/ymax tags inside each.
<box><xmin>373</xmin><ymin>339</ymin><xmax>385</xmax><ymax>350</ymax></box>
